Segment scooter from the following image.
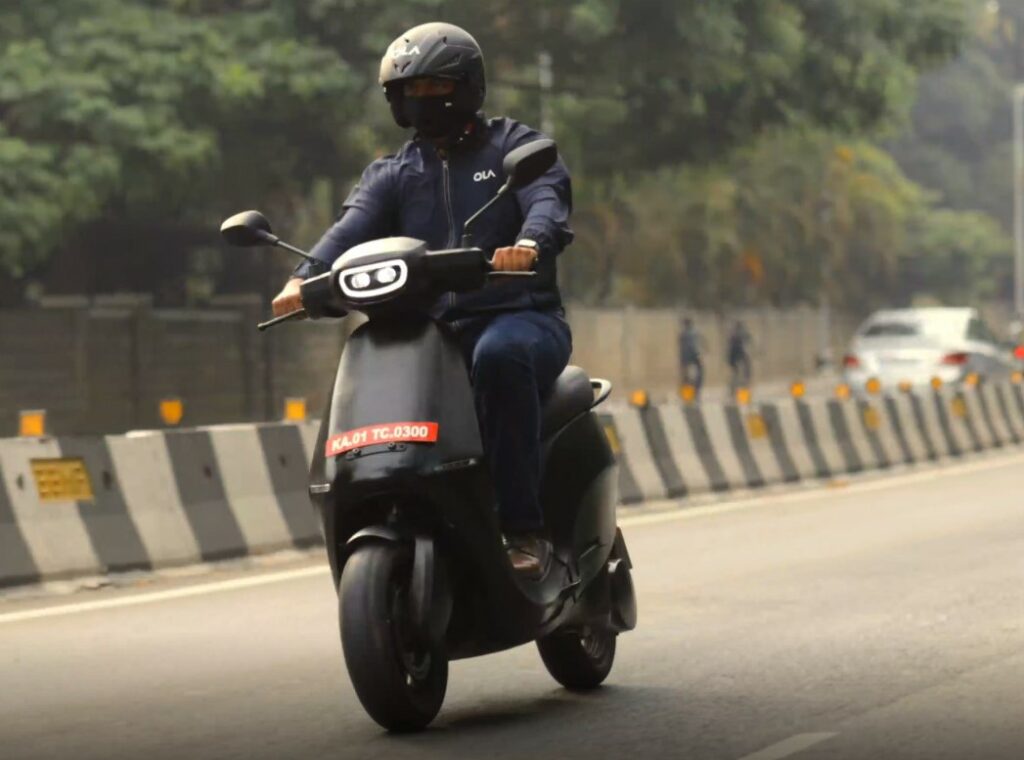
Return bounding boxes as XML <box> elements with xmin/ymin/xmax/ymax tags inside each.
<box><xmin>219</xmin><ymin>139</ymin><xmax>636</xmax><ymax>732</ymax></box>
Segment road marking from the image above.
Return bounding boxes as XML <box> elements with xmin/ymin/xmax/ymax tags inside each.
<box><xmin>619</xmin><ymin>450</ymin><xmax>1024</xmax><ymax>529</ymax></box>
<box><xmin>3</xmin><ymin>450</ymin><xmax>1021</xmax><ymax>626</ymax></box>
<box><xmin>736</xmin><ymin>732</ymin><xmax>838</xmax><ymax>760</ymax></box>
<box><xmin>0</xmin><ymin>566</ymin><xmax>329</xmax><ymax>625</ymax></box>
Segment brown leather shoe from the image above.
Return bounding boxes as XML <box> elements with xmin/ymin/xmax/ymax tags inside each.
<box><xmin>505</xmin><ymin>533</ymin><xmax>552</xmax><ymax>580</ymax></box>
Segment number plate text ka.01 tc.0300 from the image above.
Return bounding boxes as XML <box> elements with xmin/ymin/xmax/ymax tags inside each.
<box><xmin>325</xmin><ymin>422</ymin><xmax>439</xmax><ymax>457</ymax></box>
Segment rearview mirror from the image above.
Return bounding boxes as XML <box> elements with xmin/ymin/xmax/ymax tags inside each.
<box><xmin>220</xmin><ymin>210</ymin><xmax>277</xmax><ymax>247</ymax></box>
<box><xmin>503</xmin><ymin>139</ymin><xmax>558</xmax><ymax>189</ymax></box>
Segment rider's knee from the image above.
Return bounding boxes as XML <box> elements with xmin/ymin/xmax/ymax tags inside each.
<box><xmin>473</xmin><ymin>334</ymin><xmax>533</xmax><ymax>384</ymax></box>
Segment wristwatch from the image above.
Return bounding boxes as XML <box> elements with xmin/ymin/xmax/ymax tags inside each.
<box><xmin>516</xmin><ymin>238</ymin><xmax>540</xmax><ymax>261</ymax></box>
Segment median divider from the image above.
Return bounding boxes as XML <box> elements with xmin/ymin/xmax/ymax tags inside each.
<box><xmin>0</xmin><ymin>422</ymin><xmax>319</xmax><ymax>588</ymax></box>
<box><xmin>3</xmin><ymin>383</ymin><xmax>1023</xmax><ymax>589</ymax></box>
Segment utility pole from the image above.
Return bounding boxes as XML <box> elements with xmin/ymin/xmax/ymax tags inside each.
<box><xmin>538</xmin><ymin>7</ymin><xmax>554</xmax><ymax>137</ymax></box>
<box><xmin>1013</xmin><ymin>84</ymin><xmax>1024</xmax><ymax>323</ymax></box>
<box><xmin>538</xmin><ymin>50</ymin><xmax>554</xmax><ymax>137</ymax></box>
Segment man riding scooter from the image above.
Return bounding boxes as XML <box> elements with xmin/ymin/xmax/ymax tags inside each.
<box><xmin>272</xmin><ymin>22</ymin><xmax>573</xmax><ymax>579</ymax></box>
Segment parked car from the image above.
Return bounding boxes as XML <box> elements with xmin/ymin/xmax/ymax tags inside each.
<box><xmin>842</xmin><ymin>307</ymin><xmax>1016</xmax><ymax>392</ymax></box>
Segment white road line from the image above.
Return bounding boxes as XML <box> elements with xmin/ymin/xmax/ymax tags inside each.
<box><xmin>3</xmin><ymin>450</ymin><xmax>1021</xmax><ymax>626</ymax></box>
<box><xmin>0</xmin><ymin>566</ymin><xmax>328</xmax><ymax>625</ymax></box>
<box><xmin>736</xmin><ymin>732</ymin><xmax>838</xmax><ymax>760</ymax></box>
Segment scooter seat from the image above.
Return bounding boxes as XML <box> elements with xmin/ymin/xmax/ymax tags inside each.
<box><xmin>541</xmin><ymin>365</ymin><xmax>593</xmax><ymax>439</ymax></box>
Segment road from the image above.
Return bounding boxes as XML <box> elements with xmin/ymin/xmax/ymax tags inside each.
<box><xmin>2</xmin><ymin>452</ymin><xmax>1023</xmax><ymax>760</ymax></box>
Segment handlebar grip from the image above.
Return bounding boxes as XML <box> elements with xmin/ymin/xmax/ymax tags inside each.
<box><xmin>257</xmin><ymin>309</ymin><xmax>306</xmax><ymax>332</ymax></box>
<box><xmin>486</xmin><ymin>270</ymin><xmax>538</xmax><ymax>278</ymax></box>
<box><xmin>485</xmin><ymin>256</ymin><xmax>538</xmax><ymax>278</ymax></box>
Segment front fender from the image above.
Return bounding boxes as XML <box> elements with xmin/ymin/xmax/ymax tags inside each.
<box><xmin>341</xmin><ymin>526</ymin><xmax>404</xmax><ymax>565</ymax></box>
<box><xmin>340</xmin><ymin>527</ymin><xmax>450</xmax><ymax>647</ymax></box>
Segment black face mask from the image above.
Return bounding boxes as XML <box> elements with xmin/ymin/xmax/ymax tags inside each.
<box><xmin>401</xmin><ymin>96</ymin><xmax>468</xmax><ymax>139</ymax></box>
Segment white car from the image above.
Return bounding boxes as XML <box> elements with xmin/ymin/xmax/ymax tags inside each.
<box><xmin>842</xmin><ymin>307</ymin><xmax>1015</xmax><ymax>392</ymax></box>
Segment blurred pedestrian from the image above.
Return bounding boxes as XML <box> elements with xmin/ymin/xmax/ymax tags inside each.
<box><xmin>678</xmin><ymin>317</ymin><xmax>704</xmax><ymax>395</ymax></box>
<box><xmin>727</xmin><ymin>320</ymin><xmax>752</xmax><ymax>393</ymax></box>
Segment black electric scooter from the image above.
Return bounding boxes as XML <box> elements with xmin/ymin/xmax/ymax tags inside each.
<box><xmin>220</xmin><ymin>139</ymin><xmax>636</xmax><ymax>732</ymax></box>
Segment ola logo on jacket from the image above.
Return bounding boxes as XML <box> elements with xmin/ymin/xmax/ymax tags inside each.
<box><xmin>474</xmin><ymin>170</ymin><xmax>497</xmax><ymax>182</ymax></box>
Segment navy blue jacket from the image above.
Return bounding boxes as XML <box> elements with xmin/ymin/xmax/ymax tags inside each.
<box><xmin>294</xmin><ymin>117</ymin><xmax>573</xmax><ymax>320</ymax></box>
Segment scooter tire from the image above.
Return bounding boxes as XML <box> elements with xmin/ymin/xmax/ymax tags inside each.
<box><xmin>537</xmin><ymin>629</ymin><xmax>616</xmax><ymax>690</ymax></box>
<box><xmin>339</xmin><ymin>542</ymin><xmax>447</xmax><ymax>732</ymax></box>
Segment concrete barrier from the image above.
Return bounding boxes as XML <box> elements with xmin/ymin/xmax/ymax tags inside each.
<box><xmin>3</xmin><ymin>382</ymin><xmax>1024</xmax><ymax>588</ymax></box>
<box><xmin>0</xmin><ymin>423</ymin><xmax>316</xmax><ymax>588</ymax></box>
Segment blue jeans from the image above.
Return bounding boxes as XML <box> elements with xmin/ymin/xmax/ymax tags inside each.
<box><xmin>457</xmin><ymin>309</ymin><xmax>572</xmax><ymax>534</ymax></box>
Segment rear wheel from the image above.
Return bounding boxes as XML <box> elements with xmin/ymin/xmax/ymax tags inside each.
<box><xmin>537</xmin><ymin>627</ymin><xmax>616</xmax><ymax>690</ymax></box>
<box><xmin>339</xmin><ymin>543</ymin><xmax>447</xmax><ymax>732</ymax></box>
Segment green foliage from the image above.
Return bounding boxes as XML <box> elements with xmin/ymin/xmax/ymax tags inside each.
<box><xmin>906</xmin><ymin>209</ymin><xmax>1013</xmax><ymax>304</ymax></box>
<box><xmin>294</xmin><ymin>0</ymin><xmax>967</xmax><ymax>173</ymax></box>
<box><xmin>888</xmin><ymin>0</ymin><xmax>1021</xmax><ymax>227</ymax></box>
<box><xmin>564</xmin><ymin>131</ymin><xmax>1011</xmax><ymax>309</ymax></box>
<box><xmin>0</xmin><ymin>0</ymin><xmax>358</xmax><ymax>277</ymax></box>
<box><xmin>0</xmin><ymin>0</ymin><xmax>972</xmax><ymax>301</ymax></box>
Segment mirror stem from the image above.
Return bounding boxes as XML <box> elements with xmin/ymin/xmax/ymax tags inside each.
<box><xmin>461</xmin><ymin>180</ymin><xmax>511</xmax><ymax>247</ymax></box>
<box><xmin>254</xmin><ymin>229</ymin><xmax>314</xmax><ymax>262</ymax></box>
<box><xmin>275</xmin><ymin>240</ymin><xmax>315</xmax><ymax>263</ymax></box>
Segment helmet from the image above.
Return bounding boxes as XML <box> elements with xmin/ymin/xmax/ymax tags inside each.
<box><xmin>379</xmin><ymin>22</ymin><xmax>486</xmax><ymax>133</ymax></box>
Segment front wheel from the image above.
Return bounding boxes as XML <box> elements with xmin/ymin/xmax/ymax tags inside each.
<box><xmin>537</xmin><ymin>628</ymin><xmax>616</xmax><ymax>690</ymax></box>
<box><xmin>339</xmin><ymin>542</ymin><xmax>447</xmax><ymax>732</ymax></box>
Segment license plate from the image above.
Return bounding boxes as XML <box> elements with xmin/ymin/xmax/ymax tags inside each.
<box><xmin>325</xmin><ymin>422</ymin><xmax>439</xmax><ymax>457</ymax></box>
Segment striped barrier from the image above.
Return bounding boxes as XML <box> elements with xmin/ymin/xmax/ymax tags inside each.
<box><xmin>606</xmin><ymin>381</ymin><xmax>1024</xmax><ymax>500</ymax></box>
<box><xmin>0</xmin><ymin>422</ymin><xmax>319</xmax><ymax>588</ymax></box>
<box><xmin>3</xmin><ymin>382</ymin><xmax>1024</xmax><ymax>588</ymax></box>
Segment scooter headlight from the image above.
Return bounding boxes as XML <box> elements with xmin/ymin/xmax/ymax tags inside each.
<box><xmin>350</xmin><ymin>272</ymin><xmax>373</xmax><ymax>290</ymax></box>
<box><xmin>339</xmin><ymin>259</ymin><xmax>408</xmax><ymax>300</ymax></box>
<box><xmin>375</xmin><ymin>267</ymin><xmax>399</xmax><ymax>285</ymax></box>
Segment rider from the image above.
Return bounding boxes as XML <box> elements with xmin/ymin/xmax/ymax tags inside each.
<box><xmin>272</xmin><ymin>22</ymin><xmax>573</xmax><ymax>579</ymax></box>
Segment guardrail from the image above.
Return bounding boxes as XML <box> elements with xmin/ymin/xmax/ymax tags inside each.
<box><xmin>2</xmin><ymin>380</ymin><xmax>1023</xmax><ymax>588</ymax></box>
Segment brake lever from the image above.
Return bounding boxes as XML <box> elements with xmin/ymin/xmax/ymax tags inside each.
<box><xmin>257</xmin><ymin>309</ymin><xmax>307</xmax><ymax>332</ymax></box>
<box><xmin>486</xmin><ymin>270</ymin><xmax>537</xmax><ymax>278</ymax></box>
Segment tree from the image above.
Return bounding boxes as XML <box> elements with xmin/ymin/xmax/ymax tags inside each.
<box><xmin>563</xmin><ymin>129</ymin><xmax>1011</xmax><ymax>310</ymax></box>
<box><xmin>0</xmin><ymin>0</ymin><xmax>359</xmax><ymax>293</ymax></box>
<box><xmin>905</xmin><ymin>209</ymin><xmax>1013</xmax><ymax>303</ymax></box>
<box><xmin>888</xmin><ymin>0</ymin><xmax>1021</xmax><ymax>228</ymax></box>
<box><xmin>0</xmin><ymin>0</ymin><xmax>970</xmax><ymax>301</ymax></box>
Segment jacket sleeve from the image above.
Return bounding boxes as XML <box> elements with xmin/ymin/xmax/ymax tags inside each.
<box><xmin>293</xmin><ymin>158</ymin><xmax>397</xmax><ymax>279</ymax></box>
<box><xmin>508</xmin><ymin>127</ymin><xmax>574</xmax><ymax>259</ymax></box>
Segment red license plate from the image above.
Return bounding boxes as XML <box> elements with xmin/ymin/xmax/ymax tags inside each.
<box><xmin>325</xmin><ymin>422</ymin><xmax>439</xmax><ymax>457</ymax></box>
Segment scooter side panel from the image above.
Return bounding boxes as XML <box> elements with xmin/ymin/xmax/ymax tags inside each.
<box><xmin>541</xmin><ymin>411</ymin><xmax>619</xmax><ymax>582</ymax></box>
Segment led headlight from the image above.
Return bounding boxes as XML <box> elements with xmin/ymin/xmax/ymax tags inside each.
<box><xmin>339</xmin><ymin>259</ymin><xmax>409</xmax><ymax>300</ymax></box>
<box><xmin>375</xmin><ymin>267</ymin><xmax>398</xmax><ymax>285</ymax></box>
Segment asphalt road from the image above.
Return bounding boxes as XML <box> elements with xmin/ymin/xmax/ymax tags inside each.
<box><xmin>2</xmin><ymin>452</ymin><xmax>1023</xmax><ymax>760</ymax></box>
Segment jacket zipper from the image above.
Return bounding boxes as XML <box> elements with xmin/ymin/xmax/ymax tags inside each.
<box><xmin>441</xmin><ymin>153</ymin><xmax>456</xmax><ymax>248</ymax></box>
<box><xmin>441</xmin><ymin>151</ymin><xmax>457</xmax><ymax>311</ymax></box>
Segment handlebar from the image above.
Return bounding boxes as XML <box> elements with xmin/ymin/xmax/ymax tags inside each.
<box><xmin>487</xmin><ymin>270</ymin><xmax>537</xmax><ymax>278</ymax></box>
<box><xmin>257</xmin><ymin>252</ymin><xmax>535</xmax><ymax>331</ymax></box>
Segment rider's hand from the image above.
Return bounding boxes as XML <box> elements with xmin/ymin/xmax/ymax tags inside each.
<box><xmin>492</xmin><ymin>246</ymin><xmax>538</xmax><ymax>272</ymax></box>
<box><xmin>272</xmin><ymin>277</ymin><xmax>304</xmax><ymax>317</ymax></box>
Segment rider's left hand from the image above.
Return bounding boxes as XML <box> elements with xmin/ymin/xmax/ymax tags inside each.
<box><xmin>492</xmin><ymin>246</ymin><xmax>538</xmax><ymax>272</ymax></box>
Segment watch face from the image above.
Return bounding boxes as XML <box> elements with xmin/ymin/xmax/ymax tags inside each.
<box><xmin>516</xmin><ymin>239</ymin><xmax>538</xmax><ymax>250</ymax></box>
